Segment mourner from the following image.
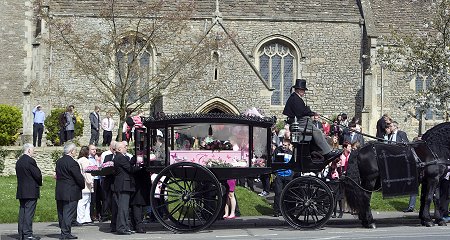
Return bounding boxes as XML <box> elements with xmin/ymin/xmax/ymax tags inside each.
<box><xmin>16</xmin><ymin>143</ymin><xmax>42</xmax><ymax>240</ymax></box>
<box><xmin>55</xmin><ymin>142</ymin><xmax>85</xmax><ymax>240</ymax></box>
<box><xmin>282</xmin><ymin>79</ymin><xmax>342</xmax><ymax>162</ymax></box>
<box><xmin>112</xmin><ymin>142</ymin><xmax>142</xmax><ymax>235</ymax></box>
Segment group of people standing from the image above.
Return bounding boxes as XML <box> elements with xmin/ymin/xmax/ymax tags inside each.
<box><xmin>15</xmin><ymin>140</ymin><xmax>148</xmax><ymax>240</ymax></box>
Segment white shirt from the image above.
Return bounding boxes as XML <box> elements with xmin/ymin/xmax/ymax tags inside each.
<box><xmin>101</xmin><ymin>117</ymin><xmax>115</xmax><ymax>131</ymax></box>
<box><xmin>390</xmin><ymin>131</ymin><xmax>397</xmax><ymax>142</ymax></box>
<box><xmin>100</xmin><ymin>150</ymin><xmax>113</xmax><ymax>163</ymax></box>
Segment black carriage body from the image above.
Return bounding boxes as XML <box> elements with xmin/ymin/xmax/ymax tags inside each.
<box><xmin>137</xmin><ymin>113</ymin><xmax>276</xmax><ymax>180</ymax></box>
<box><xmin>133</xmin><ymin>113</ymin><xmax>334</xmax><ymax>233</ymax></box>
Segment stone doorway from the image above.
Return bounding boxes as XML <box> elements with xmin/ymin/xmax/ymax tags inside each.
<box><xmin>195</xmin><ymin>97</ymin><xmax>240</xmax><ymax>114</ymax></box>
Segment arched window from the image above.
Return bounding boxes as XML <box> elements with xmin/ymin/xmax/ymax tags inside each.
<box><xmin>115</xmin><ymin>36</ymin><xmax>153</xmax><ymax>104</ymax></box>
<box><xmin>415</xmin><ymin>74</ymin><xmax>441</xmax><ymax>120</ymax></box>
<box><xmin>258</xmin><ymin>41</ymin><xmax>297</xmax><ymax>105</ymax></box>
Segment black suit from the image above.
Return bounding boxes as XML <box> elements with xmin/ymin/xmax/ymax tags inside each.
<box><xmin>113</xmin><ymin>153</ymin><xmax>141</xmax><ymax>233</ymax></box>
<box><xmin>55</xmin><ymin>155</ymin><xmax>84</xmax><ymax>238</ymax></box>
<box><xmin>130</xmin><ymin>156</ymin><xmax>150</xmax><ymax>232</ymax></box>
<box><xmin>102</xmin><ymin>153</ymin><xmax>117</xmax><ymax>230</ymax></box>
<box><xmin>343</xmin><ymin>132</ymin><xmax>365</xmax><ymax>145</ymax></box>
<box><xmin>16</xmin><ymin>154</ymin><xmax>42</xmax><ymax>239</ymax></box>
<box><xmin>392</xmin><ymin>130</ymin><xmax>409</xmax><ymax>143</ymax></box>
<box><xmin>283</xmin><ymin>92</ymin><xmax>332</xmax><ymax>154</ymax></box>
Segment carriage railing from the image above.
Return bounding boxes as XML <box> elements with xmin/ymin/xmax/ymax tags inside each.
<box><xmin>138</xmin><ymin>114</ymin><xmax>275</xmax><ymax>173</ymax></box>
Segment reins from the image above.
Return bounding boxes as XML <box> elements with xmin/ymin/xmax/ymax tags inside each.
<box><xmin>319</xmin><ymin>115</ymin><xmax>408</xmax><ymax>146</ymax></box>
<box><xmin>340</xmin><ymin>175</ymin><xmax>382</xmax><ymax>193</ymax></box>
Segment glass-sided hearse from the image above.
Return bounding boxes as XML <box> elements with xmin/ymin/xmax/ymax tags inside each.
<box><xmin>134</xmin><ymin>113</ymin><xmax>334</xmax><ymax>233</ymax></box>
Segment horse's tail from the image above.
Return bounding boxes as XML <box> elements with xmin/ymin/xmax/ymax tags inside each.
<box><xmin>343</xmin><ymin>148</ymin><xmax>371</xmax><ymax>215</ymax></box>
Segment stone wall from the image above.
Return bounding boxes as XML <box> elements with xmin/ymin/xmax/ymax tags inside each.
<box><xmin>0</xmin><ymin>0</ymin><xmax>30</xmax><ymax>106</ymax></box>
<box><xmin>1</xmin><ymin>146</ymin><xmax>64</xmax><ymax>176</ymax></box>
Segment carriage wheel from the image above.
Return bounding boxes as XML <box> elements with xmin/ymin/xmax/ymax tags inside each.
<box><xmin>150</xmin><ymin>162</ymin><xmax>223</xmax><ymax>233</ymax></box>
<box><xmin>280</xmin><ymin>176</ymin><xmax>334</xmax><ymax>229</ymax></box>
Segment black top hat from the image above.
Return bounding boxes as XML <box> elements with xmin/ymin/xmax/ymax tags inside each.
<box><xmin>292</xmin><ymin>79</ymin><xmax>308</xmax><ymax>90</ymax></box>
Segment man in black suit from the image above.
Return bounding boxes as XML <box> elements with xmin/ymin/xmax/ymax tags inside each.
<box><xmin>283</xmin><ymin>79</ymin><xmax>342</xmax><ymax>162</ymax></box>
<box><xmin>343</xmin><ymin>122</ymin><xmax>365</xmax><ymax>146</ymax></box>
<box><xmin>55</xmin><ymin>142</ymin><xmax>85</xmax><ymax>240</ymax></box>
<box><xmin>101</xmin><ymin>141</ymin><xmax>116</xmax><ymax>231</ymax></box>
<box><xmin>16</xmin><ymin>143</ymin><xmax>42</xmax><ymax>240</ymax></box>
<box><xmin>389</xmin><ymin>121</ymin><xmax>409</xmax><ymax>143</ymax></box>
<box><xmin>113</xmin><ymin>142</ymin><xmax>141</xmax><ymax>235</ymax></box>
<box><xmin>89</xmin><ymin>106</ymin><xmax>100</xmax><ymax>146</ymax></box>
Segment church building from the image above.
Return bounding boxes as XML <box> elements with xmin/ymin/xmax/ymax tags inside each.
<box><xmin>0</xmin><ymin>0</ymin><xmax>437</xmax><ymax>144</ymax></box>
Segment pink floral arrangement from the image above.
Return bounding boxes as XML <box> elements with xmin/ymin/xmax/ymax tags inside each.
<box><xmin>102</xmin><ymin>161</ymin><xmax>114</xmax><ymax>168</ymax></box>
<box><xmin>85</xmin><ymin>165</ymin><xmax>99</xmax><ymax>172</ymax></box>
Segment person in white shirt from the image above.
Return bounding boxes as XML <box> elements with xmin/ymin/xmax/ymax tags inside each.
<box><xmin>76</xmin><ymin>146</ymin><xmax>94</xmax><ymax>224</ymax></box>
<box><xmin>101</xmin><ymin>112</ymin><xmax>115</xmax><ymax>146</ymax></box>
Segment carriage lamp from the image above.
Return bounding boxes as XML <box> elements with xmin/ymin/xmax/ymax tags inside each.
<box><xmin>290</xmin><ymin>117</ymin><xmax>301</xmax><ymax>143</ymax></box>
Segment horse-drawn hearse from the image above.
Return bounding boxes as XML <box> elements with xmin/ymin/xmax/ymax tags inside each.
<box><xmin>130</xmin><ymin>112</ymin><xmax>450</xmax><ymax>232</ymax></box>
<box><xmin>132</xmin><ymin>113</ymin><xmax>336</xmax><ymax>232</ymax></box>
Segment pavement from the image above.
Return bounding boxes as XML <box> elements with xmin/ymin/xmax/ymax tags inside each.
<box><xmin>0</xmin><ymin>211</ymin><xmax>424</xmax><ymax>240</ymax></box>
<box><xmin>0</xmin><ymin>180</ymin><xmax>425</xmax><ymax>239</ymax></box>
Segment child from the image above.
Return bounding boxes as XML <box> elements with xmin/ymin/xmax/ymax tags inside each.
<box><xmin>223</xmin><ymin>179</ymin><xmax>237</xmax><ymax>219</ymax></box>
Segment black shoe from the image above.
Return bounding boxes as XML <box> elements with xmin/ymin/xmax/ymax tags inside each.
<box><xmin>25</xmin><ymin>236</ymin><xmax>41</xmax><ymax>240</ymax></box>
<box><xmin>136</xmin><ymin>229</ymin><xmax>146</xmax><ymax>234</ymax></box>
<box><xmin>403</xmin><ymin>208</ymin><xmax>414</xmax><ymax>213</ymax></box>
<box><xmin>323</xmin><ymin>150</ymin><xmax>343</xmax><ymax>162</ymax></box>
<box><xmin>60</xmin><ymin>235</ymin><xmax>78</xmax><ymax>240</ymax></box>
<box><xmin>117</xmin><ymin>231</ymin><xmax>132</xmax><ymax>235</ymax></box>
<box><xmin>109</xmin><ymin>228</ymin><xmax>116</xmax><ymax>233</ymax></box>
<box><xmin>71</xmin><ymin>222</ymin><xmax>83</xmax><ymax>227</ymax></box>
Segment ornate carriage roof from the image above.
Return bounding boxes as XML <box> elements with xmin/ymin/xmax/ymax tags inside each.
<box><xmin>143</xmin><ymin>113</ymin><xmax>276</xmax><ymax>128</ymax></box>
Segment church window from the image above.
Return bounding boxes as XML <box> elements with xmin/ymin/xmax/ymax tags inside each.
<box><xmin>115</xmin><ymin>36</ymin><xmax>152</xmax><ymax>104</ymax></box>
<box><xmin>415</xmin><ymin>74</ymin><xmax>441</xmax><ymax>120</ymax></box>
<box><xmin>258</xmin><ymin>42</ymin><xmax>296</xmax><ymax>105</ymax></box>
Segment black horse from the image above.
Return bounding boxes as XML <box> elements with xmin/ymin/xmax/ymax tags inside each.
<box><xmin>344</xmin><ymin>122</ymin><xmax>450</xmax><ymax>228</ymax></box>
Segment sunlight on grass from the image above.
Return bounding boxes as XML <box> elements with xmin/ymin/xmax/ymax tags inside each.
<box><xmin>0</xmin><ymin>176</ymin><xmax>426</xmax><ymax>223</ymax></box>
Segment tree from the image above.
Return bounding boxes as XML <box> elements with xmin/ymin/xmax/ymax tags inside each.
<box><xmin>378</xmin><ymin>0</ymin><xmax>450</xmax><ymax>132</ymax></box>
<box><xmin>36</xmin><ymin>0</ymin><xmax>226</xmax><ymax>139</ymax></box>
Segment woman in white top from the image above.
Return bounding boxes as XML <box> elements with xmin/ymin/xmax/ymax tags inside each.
<box><xmin>76</xmin><ymin>146</ymin><xmax>94</xmax><ymax>224</ymax></box>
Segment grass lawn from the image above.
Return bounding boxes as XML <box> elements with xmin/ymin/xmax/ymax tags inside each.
<box><xmin>0</xmin><ymin>176</ymin><xmax>414</xmax><ymax>223</ymax></box>
<box><xmin>1</xmin><ymin>176</ymin><xmax>58</xmax><ymax>223</ymax></box>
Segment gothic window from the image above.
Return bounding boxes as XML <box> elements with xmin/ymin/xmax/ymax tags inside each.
<box><xmin>415</xmin><ymin>74</ymin><xmax>441</xmax><ymax>120</ymax></box>
<box><xmin>259</xmin><ymin>41</ymin><xmax>296</xmax><ymax>105</ymax></box>
<box><xmin>115</xmin><ymin>36</ymin><xmax>152</xmax><ymax>103</ymax></box>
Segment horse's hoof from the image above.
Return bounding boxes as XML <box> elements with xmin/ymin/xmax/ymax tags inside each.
<box><xmin>421</xmin><ymin>220</ymin><xmax>434</xmax><ymax>227</ymax></box>
<box><xmin>436</xmin><ymin>220</ymin><xmax>447</xmax><ymax>226</ymax></box>
<box><xmin>362</xmin><ymin>223</ymin><xmax>376</xmax><ymax>229</ymax></box>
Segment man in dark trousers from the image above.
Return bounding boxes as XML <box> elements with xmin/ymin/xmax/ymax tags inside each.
<box><xmin>283</xmin><ymin>79</ymin><xmax>342</xmax><ymax>162</ymax></box>
<box><xmin>100</xmin><ymin>141</ymin><xmax>116</xmax><ymax>230</ymax></box>
<box><xmin>89</xmin><ymin>106</ymin><xmax>100</xmax><ymax>146</ymax></box>
<box><xmin>16</xmin><ymin>143</ymin><xmax>42</xmax><ymax>240</ymax></box>
<box><xmin>55</xmin><ymin>142</ymin><xmax>85</xmax><ymax>240</ymax></box>
<box><xmin>113</xmin><ymin>142</ymin><xmax>141</xmax><ymax>235</ymax></box>
<box><xmin>130</xmin><ymin>154</ymin><xmax>150</xmax><ymax>233</ymax></box>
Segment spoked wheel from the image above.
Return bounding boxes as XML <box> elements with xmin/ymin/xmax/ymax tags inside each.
<box><xmin>280</xmin><ymin>176</ymin><xmax>334</xmax><ymax>229</ymax></box>
<box><xmin>150</xmin><ymin>162</ymin><xmax>223</xmax><ymax>233</ymax></box>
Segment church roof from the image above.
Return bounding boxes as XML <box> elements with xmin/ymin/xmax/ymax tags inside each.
<box><xmin>49</xmin><ymin>0</ymin><xmax>362</xmax><ymax>23</ymax></box>
<box><xmin>367</xmin><ymin>0</ymin><xmax>431</xmax><ymax>38</ymax></box>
